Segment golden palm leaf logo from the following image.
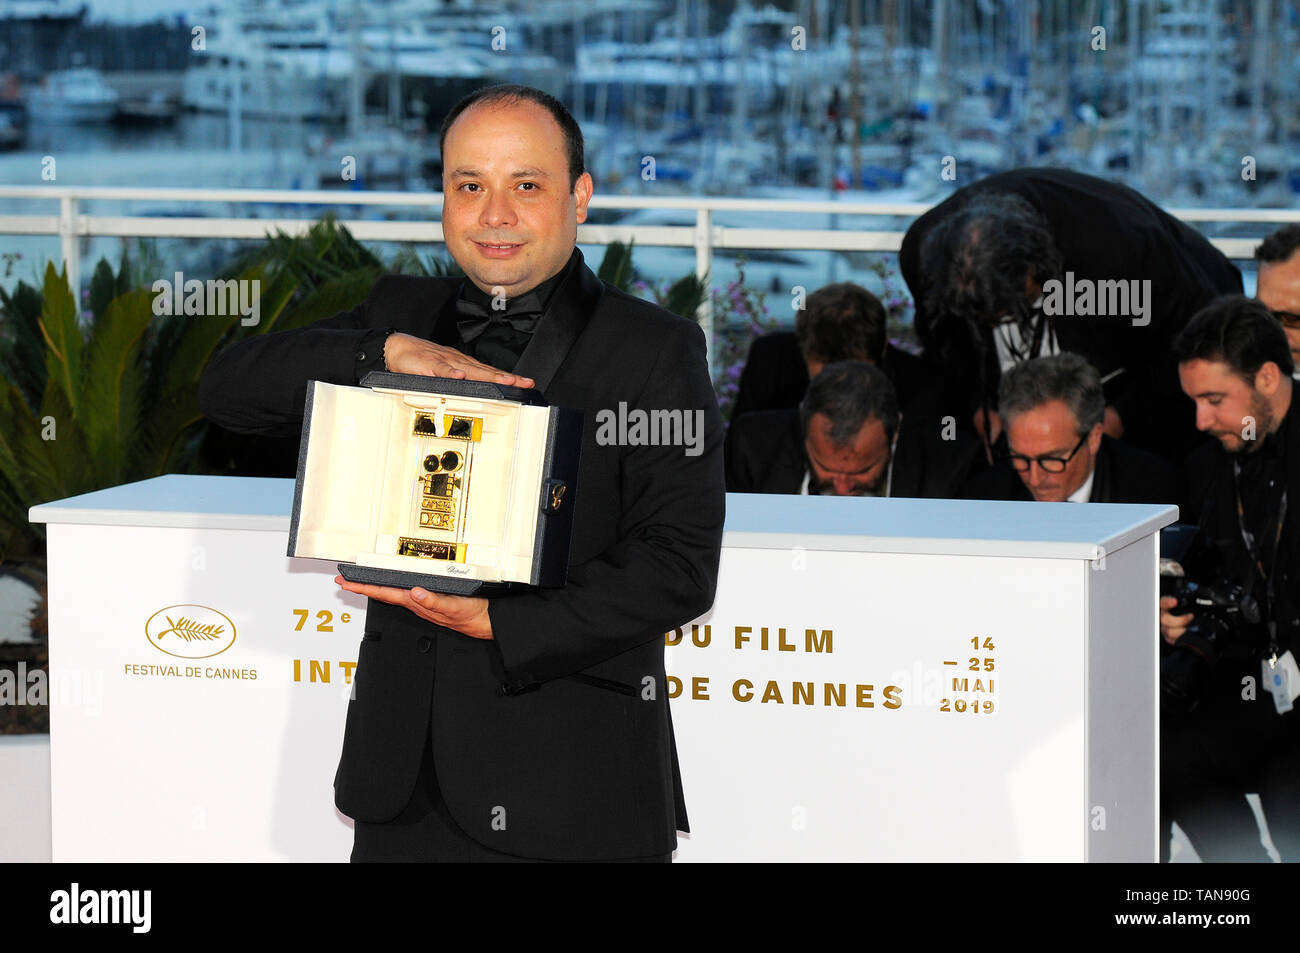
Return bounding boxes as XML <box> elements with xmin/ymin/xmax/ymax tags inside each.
<box><xmin>158</xmin><ymin>616</ymin><xmax>226</xmax><ymax>641</ymax></box>
<box><xmin>145</xmin><ymin>605</ymin><xmax>237</xmax><ymax>659</ymax></box>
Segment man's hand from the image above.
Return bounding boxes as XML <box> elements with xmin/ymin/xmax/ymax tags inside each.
<box><xmin>1103</xmin><ymin>405</ymin><xmax>1124</xmax><ymax>440</ymax></box>
<box><xmin>973</xmin><ymin>407</ymin><xmax>1003</xmax><ymax>463</ymax></box>
<box><xmin>334</xmin><ymin>576</ymin><xmax>494</xmax><ymax>640</ymax></box>
<box><xmin>1159</xmin><ymin>596</ymin><xmax>1193</xmax><ymax>644</ymax></box>
<box><xmin>384</xmin><ymin>332</ymin><xmax>535</xmax><ymax>389</ymax></box>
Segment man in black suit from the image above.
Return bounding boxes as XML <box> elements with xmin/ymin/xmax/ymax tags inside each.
<box><xmin>726</xmin><ymin>361</ymin><xmax>985</xmax><ymax>497</ymax></box>
<box><xmin>728</xmin><ymin>282</ymin><xmax>944</xmax><ymax>421</ymax></box>
<box><xmin>198</xmin><ymin>85</ymin><xmax>724</xmax><ymax>862</ymax></box>
<box><xmin>962</xmin><ymin>354</ymin><xmax>1179</xmax><ymax>505</ymax></box>
<box><xmin>899</xmin><ymin>168</ymin><xmax>1242</xmax><ymax>462</ymax></box>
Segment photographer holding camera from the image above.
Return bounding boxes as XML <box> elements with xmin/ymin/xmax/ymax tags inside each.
<box><xmin>1160</xmin><ymin>295</ymin><xmax>1300</xmax><ymax>862</ymax></box>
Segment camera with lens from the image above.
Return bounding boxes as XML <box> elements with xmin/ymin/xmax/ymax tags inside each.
<box><xmin>1159</xmin><ymin>560</ymin><xmax>1261</xmax><ymax>711</ymax></box>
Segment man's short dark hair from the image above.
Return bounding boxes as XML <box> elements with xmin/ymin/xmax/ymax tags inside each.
<box><xmin>796</xmin><ymin>283</ymin><xmax>887</xmax><ymax>364</ymax></box>
<box><xmin>799</xmin><ymin>361</ymin><xmax>899</xmax><ymax>447</ymax></box>
<box><xmin>1254</xmin><ymin>224</ymin><xmax>1300</xmax><ymax>264</ymax></box>
<box><xmin>998</xmin><ymin>353</ymin><xmax>1105</xmax><ymax>437</ymax></box>
<box><xmin>1172</xmin><ymin>294</ymin><xmax>1296</xmax><ymax>383</ymax></box>
<box><xmin>439</xmin><ymin>84</ymin><xmax>585</xmax><ymax>190</ymax></box>
<box><xmin>917</xmin><ymin>192</ymin><xmax>1063</xmax><ymax>366</ymax></box>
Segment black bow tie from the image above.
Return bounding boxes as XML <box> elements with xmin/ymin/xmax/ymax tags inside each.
<box><xmin>454</xmin><ymin>291</ymin><xmax>544</xmax><ymax>343</ymax></box>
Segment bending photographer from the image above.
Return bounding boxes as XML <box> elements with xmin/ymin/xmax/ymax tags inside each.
<box><xmin>1160</xmin><ymin>295</ymin><xmax>1300</xmax><ymax>862</ymax></box>
<box><xmin>900</xmin><ymin>168</ymin><xmax>1242</xmax><ymax>462</ymax></box>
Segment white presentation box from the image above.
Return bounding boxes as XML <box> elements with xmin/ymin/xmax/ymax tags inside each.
<box><xmin>289</xmin><ymin>372</ymin><xmax>582</xmax><ymax>595</ymax></box>
<box><xmin>30</xmin><ymin>479</ymin><xmax>1173</xmax><ymax>861</ymax></box>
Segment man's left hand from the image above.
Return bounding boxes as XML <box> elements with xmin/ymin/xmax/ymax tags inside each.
<box><xmin>334</xmin><ymin>576</ymin><xmax>493</xmax><ymax>640</ymax></box>
<box><xmin>1103</xmin><ymin>405</ymin><xmax>1124</xmax><ymax>439</ymax></box>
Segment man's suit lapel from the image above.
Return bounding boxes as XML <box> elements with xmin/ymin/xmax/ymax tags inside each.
<box><xmin>513</xmin><ymin>252</ymin><xmax>603</xmax><ymax>396</ymax></box>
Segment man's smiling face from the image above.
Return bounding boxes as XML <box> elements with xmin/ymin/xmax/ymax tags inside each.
<box><xmin>440</xmin><ymin>98</ymin><xmax>593</xmax><ymax>297</ymax></box>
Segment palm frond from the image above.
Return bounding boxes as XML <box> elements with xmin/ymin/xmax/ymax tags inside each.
<box><xmin>80</xmin><ymin>289</ymin><xmax>153</xmax><ymax>486</ymax></box>
<box><xmin>36</xmin><ymin>263</ymin><xmax>83</xmax><ymax>419</ymax></box>
<box><xmin>662</xmin><ymin>271</ymin><xmax>709</xmax><ymax>321</ymax></box>
<box><xmin>0</xmin><ymin>278</ymin><xmax>47</xmax><ymax>411</ymax></box>
<box><xmin>597</xmin><ymin>240</ymin><xmax>636</xmax><ymax>291</ymax></box>
<box><xmin>272</xmin><ymin>267</ymin><xmax>382</xmax><ymax>332</ymax></box>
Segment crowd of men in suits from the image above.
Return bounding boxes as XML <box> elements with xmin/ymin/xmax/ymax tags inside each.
<box><xmin>725</xmin><ymin>170</ymin><xmax>1300</xmax><ymax>864</ymax></box>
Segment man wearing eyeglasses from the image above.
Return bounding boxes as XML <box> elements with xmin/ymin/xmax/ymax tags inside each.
<box><xmin>962</xmin><ymin>353</ymin><xmax>1178</xmax><ymax>505</ymax></box>
<box><xmin>1254</xmin><ymin>224</ymin><xmax>1300</xmax><ymax>379</ymax></box>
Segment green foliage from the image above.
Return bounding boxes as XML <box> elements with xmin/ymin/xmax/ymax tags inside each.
<box><xmin>597</xmin><ymin>240</ymin><xmax>636</xmax><ymax>292</ymax></box>
<box><xmin>0</xmin><ymin>275</ymin><xmax>46</xmax><ymax>408</ymax></box>
<box><xmin>659</xmin><ymin>271</ymin><xmax>708</xmax><ymax>321</ymax></box>
<box><xmin>0</xmin><ymin>216</ymin><xmax>387</xmax><ymax>570</ymax></box>
<box><xmin>388</xmin><ymin>245</ymin><xmax>464</xmax><ymax>278</ymax></box>
<box><xmin>38</xmin><ymin>263</ymin><xmax>84</xmax><ymax>422</ymax></box>
<box><xmin>87</xmin><ymin>248</ymin><xmax>132</xmax><ymax>328</ymax></box>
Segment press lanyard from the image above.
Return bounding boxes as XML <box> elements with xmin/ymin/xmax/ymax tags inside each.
<box><xmin>1233</xmin><ymin>460</ymin><xmax>1288</xmax><ymax>664</ymax></box>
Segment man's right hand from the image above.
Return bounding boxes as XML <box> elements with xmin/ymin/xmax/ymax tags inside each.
<box><xmin>384</xmin><ymin>333</ymin><xmax>536</xmax><ymax>389</ymax></box>
<box><xmin>1159</xmin><ymin>596</ymin><xmax>1194</xmax><ymax>644</ymax></box>
<box><xmin>973</xmin><ymin>407</ymin><xmax>1002</xmax><ymax>463</ymax></box>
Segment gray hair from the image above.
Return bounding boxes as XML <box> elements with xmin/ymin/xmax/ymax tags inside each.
<box><xmin>799</xmin><ymin>361</ymin><xmax>900</xmax><ymax>447</ymax></box>
<box><xmin>997</xmin><ymin>353</ymin><xmax>1105</xmax><ymax>436</ymax></box>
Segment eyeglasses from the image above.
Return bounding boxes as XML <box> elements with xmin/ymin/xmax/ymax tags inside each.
<box><xmin>1001</xmin><ymin>432</ymin><xmax>1088</xmax><ymax>474</ymax></box>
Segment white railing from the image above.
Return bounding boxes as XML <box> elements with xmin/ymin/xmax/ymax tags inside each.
<box><xmin>0</xmin><ymin>185</ymin><xmax>1292</xmax><ymax>364</ymax></box>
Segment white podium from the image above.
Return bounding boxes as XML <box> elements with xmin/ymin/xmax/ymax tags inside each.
<box><xmin>670</xmin><ymin>494</ymin><xmax>1174</xmax><ymax>862</ymax></box>
<box><xmin>31</xmin><ymin>476</ymin><xmax>1174</xmax><ymax>861</ymax></box>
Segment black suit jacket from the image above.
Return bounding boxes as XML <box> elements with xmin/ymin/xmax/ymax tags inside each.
<box><xmin>725</xmin><ymin>407</ymin><xmax>986</xmax><ymax>498</ymax></box>
<box><xmin>960</xmin><ymin>434</ymin><xmax>1181</xmax><ymax>505</ymax></box>
<box><xmin>198</xmin><ymin>252</ymin><xmax>725</xmax><ymax>860</ymax></box>
<box><xmin>899</xmin><ymin>168</ymin><xmax>1242</xmax><ymax>460</ymax></box>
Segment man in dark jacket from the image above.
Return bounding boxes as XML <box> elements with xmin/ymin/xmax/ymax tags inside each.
<box><xmin>198</xmin><ymin>85</ymin><xmax>724</xmax><ymax>862</ymax></box>
<box><xmin>1159</xmin><ymin>296</ymin><xmax>1300</xmax><ymax>862</ymax></box>
<box><xmin>726</xmin><ymin>361</ymin><xmax>985</xmax><ymax>497</ymax></box>
<box><xmin>729</xmin><ymin>282</ymin><xmax>944</xmax><ymax>421</ymax></box>
<box><xmin>962</xmin><ymin>354</ymin><xmax>1180</xmax><ymax>505</ymax></box>
<box><xmin>899</xmin><ymin>167</ymin><xmax>1242</xmax><ymax>462</ymax></box>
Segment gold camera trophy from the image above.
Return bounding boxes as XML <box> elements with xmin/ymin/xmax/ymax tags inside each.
<box><xmin>288</xmin><ymin>372</ymin><xmax>582</xmax><ymax>595</ymax></box>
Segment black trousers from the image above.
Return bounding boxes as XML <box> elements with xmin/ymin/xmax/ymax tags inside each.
<box><xmin>350</xmin><ymin>727</ymin><xmax>671</xmax><ymax>863</ymax></box>
<box><xmin>1160</xmin><ymin>660</ymin><xmax>1300</xmax><ymax>862</ymax></box>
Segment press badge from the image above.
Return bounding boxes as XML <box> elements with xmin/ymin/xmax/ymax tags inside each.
<box><xmin>1262</xmin><ymin>651</ymin><xmax>1300</xmax><ymax>714</ymax></box>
